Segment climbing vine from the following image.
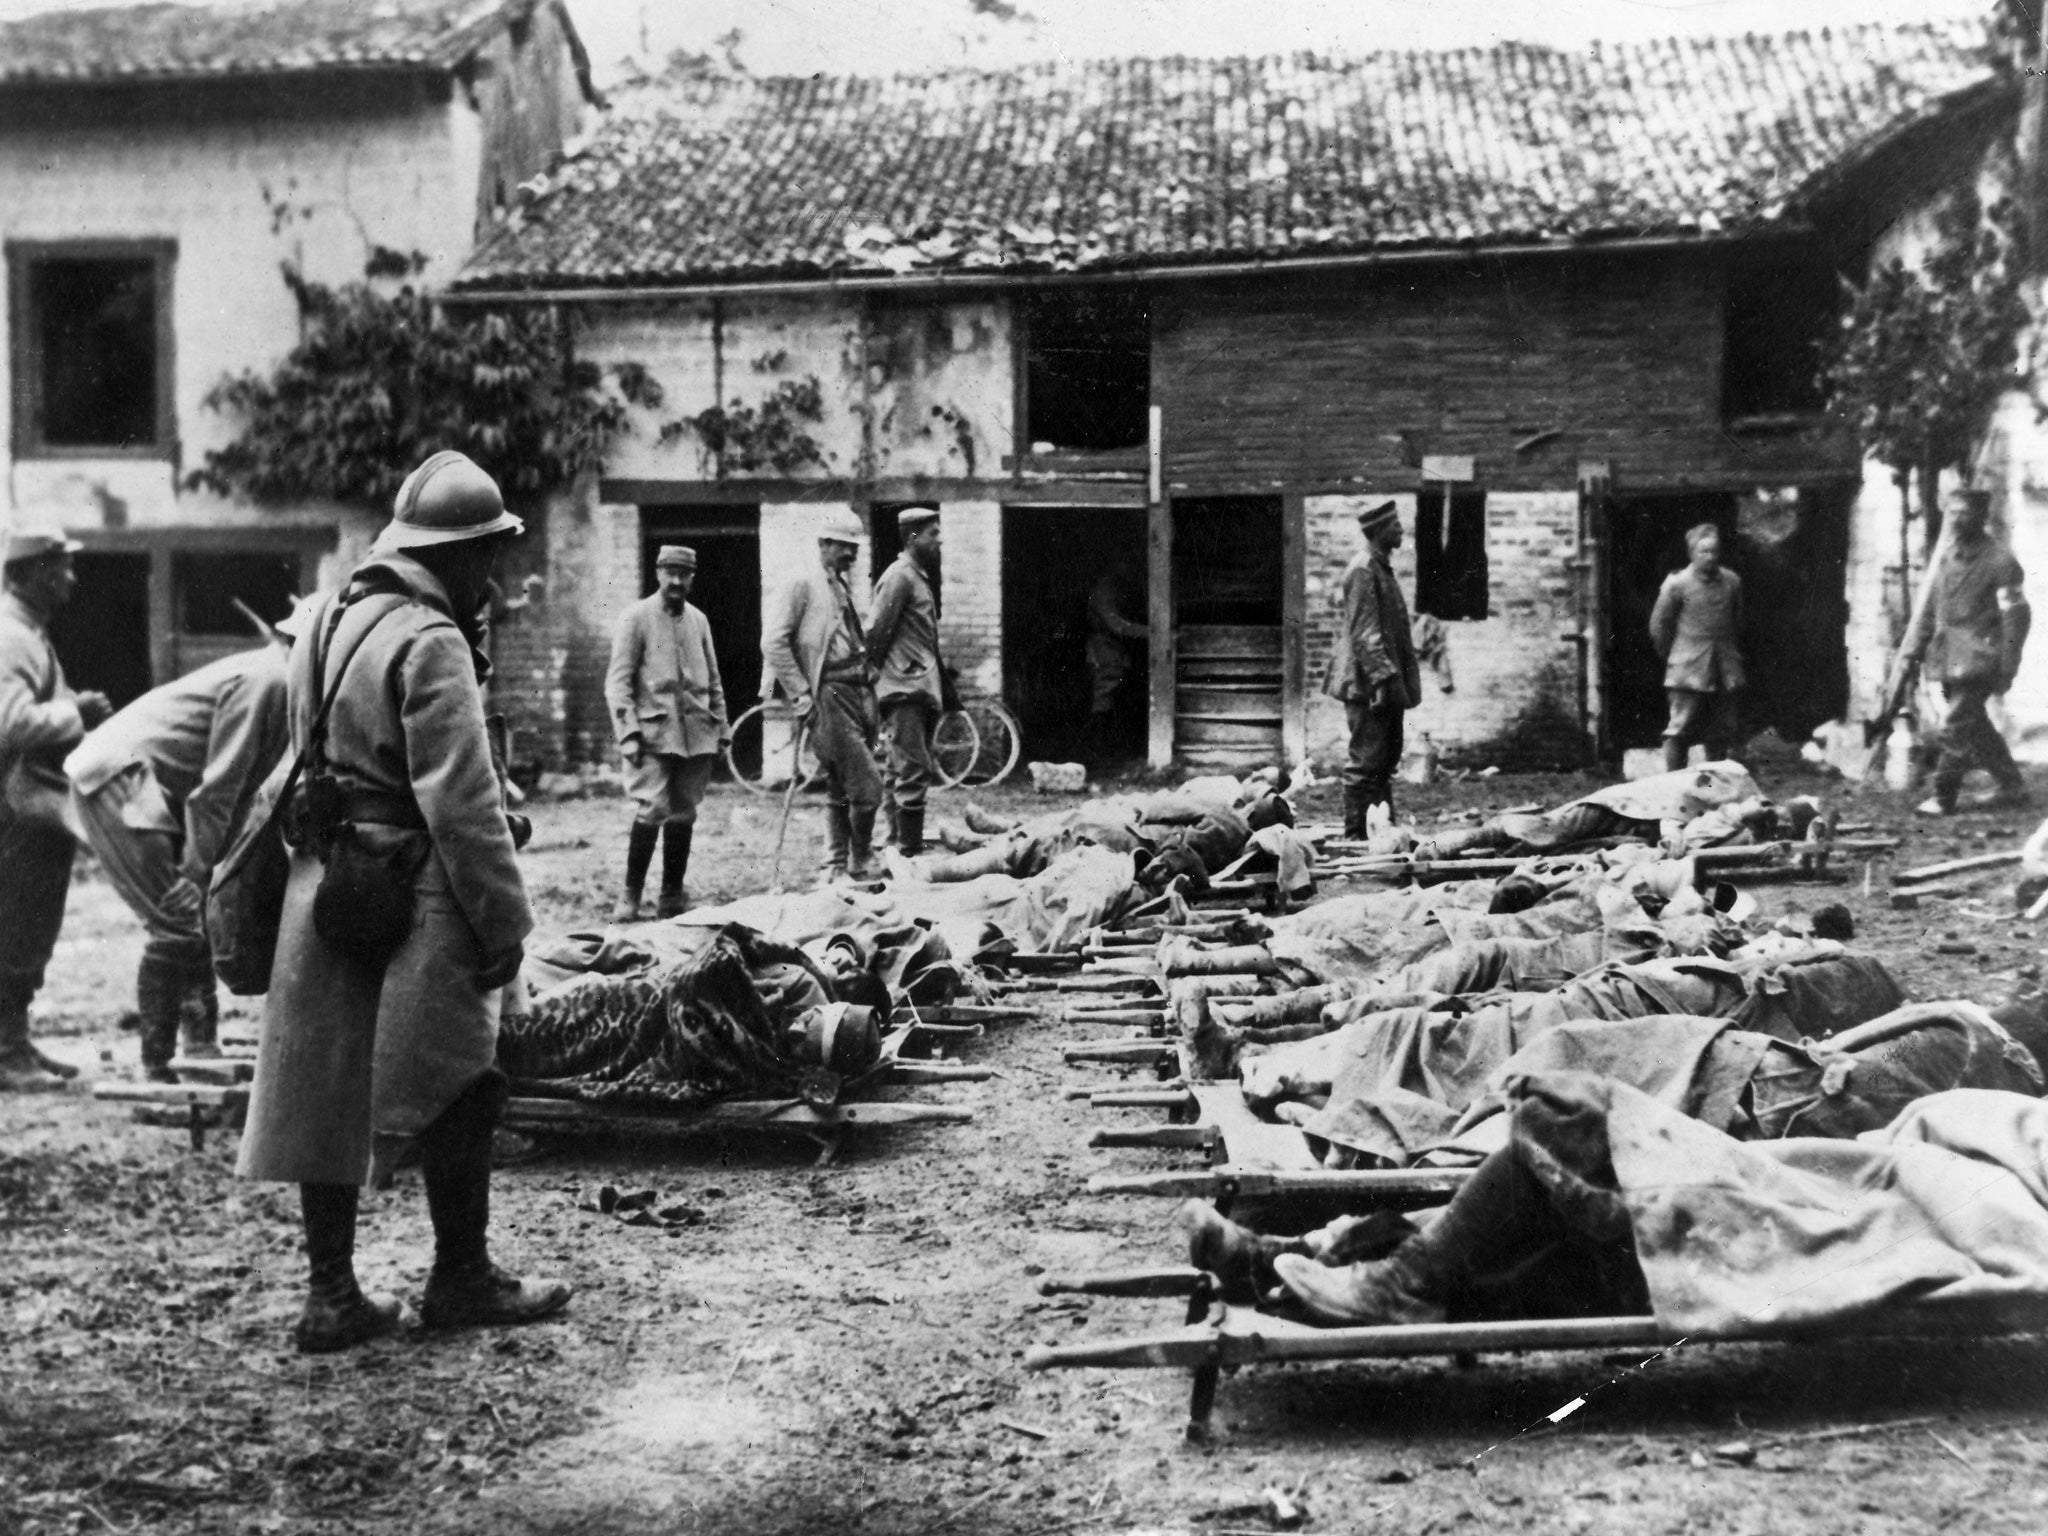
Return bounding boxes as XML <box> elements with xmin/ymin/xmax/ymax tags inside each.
<box><xmin>667</xmin><ymin>376</ymin><xmax>829</xmax><ymax>476</ymax></box>
<box><xmin>1824</xmin><ymin>187</ymin><xmax>2030</xmax><ymax>518</ymax></box>
<box><xmin>188</xmin><ymin>251</ymin><xmax>663</xmax><ymax>508</ymax></box>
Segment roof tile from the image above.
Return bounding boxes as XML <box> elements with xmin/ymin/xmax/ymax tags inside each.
<box><xmin>0</xmin><ymin>0</ymin><xmax>526</xmax><ymax>84</ymax></box>
<box><xmin>465</xmin><ymin>21</ymin><xmax>1997</xmax><ymax>290</ymax></box>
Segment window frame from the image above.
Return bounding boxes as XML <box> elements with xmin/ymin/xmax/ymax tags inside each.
<box><xmin>1413</xmin><ymin>477</ymin><xmax>1490</xmax><ymax>622</ymax></box>
<box><xmin>1016</xmin><ymin>285</ymin><xmax>1153</xmax><ymax>460</ymax></box>
<box><xmin>7</xmin><ymin>238</ymin><xmax>178</xmax><ymax>461</ymax></box>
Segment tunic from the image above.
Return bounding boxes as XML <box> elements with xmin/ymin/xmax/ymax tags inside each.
<box><xmin>604</xmin><ymin>594</ymin><xmax>729</xmax><ymax>758</ymax></box>
<box><xmin>866</xmin><ymin>553</ymin><xmax>944</xmax><ymax>710</ymax></box>
<box><xmin>1649</xmin><ymin>566</ymin><xmax>1745</xmax><ymax>693</ymax></box>
<box><xmin>1321</xmin><ymin>550</ymin><xmax>1421</xmax><ymax>708</ymax></box>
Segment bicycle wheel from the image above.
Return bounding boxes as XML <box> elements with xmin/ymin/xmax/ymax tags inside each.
<box><xmin>930</xmin><ymin>708</ymin><xmax>981</xmax><ymax>789</ymax></box>
<box><xmin>960</xmin><ymin>699</ymin><xmax>1022</xmax><ymax>786</ymax></box>
<box><xmin>723</xmin><ymin>701</ymin><xmax>820</xmax><ymax>795</ymax></box>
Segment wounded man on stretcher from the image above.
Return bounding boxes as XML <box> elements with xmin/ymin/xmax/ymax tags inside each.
<box><xmin>1177</xmin><ymin>998</ymin><xmax>2048</xmax><ymax>1333</ymax></box>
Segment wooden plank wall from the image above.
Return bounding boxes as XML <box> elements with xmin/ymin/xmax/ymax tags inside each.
<box><xmin>1150</xmin><ymin>251</ymin><xmax>1859</xmax><ymax>497</ymax></box>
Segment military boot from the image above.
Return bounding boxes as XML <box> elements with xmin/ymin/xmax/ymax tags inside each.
<box><xmin>820</xmin><ymin>803</ymin><xmax>852</xmax><ymax>885</ymax></box>
<box><xmin>655</xmin><ymin>824</ymin><xmax>693</xmax><ymax>918</ymax></box>
<box><xmin>1173</xmin><ymin>1200</ymin><xmax>1309</xmax><ymax>1304</ymax></box>
<box><xmin>418</xmin><ymin>1074</ymin><xmax>570</xmax><ymax>1332</ymax></box>
<box><xmin>611</xmin><ymin>822</ymin><xmax>659</xmax><ymax>923</ymax></box>
<box><xmin>135</xmin><ymin>952</ymin><xmax>184</xmax><ymax>1083</ymax></box>
<box><xmin>844</xmin><ymin>805</ymin><xmax>885</xmax><ymax>883</ymax></box>
<box><xmin>293</xmin><ymin>1183</ymin><xmax>405</xmax><ymax>1354</ymax></box>
<box><xmin>179</xmin><ymin>958</ymin><xmax>222</xmax><ymax>1061</ymax></box>
<box><xmin>897</xmin><ymin>807</ymin><xmax>926</xmax><ymax>858</ymax></box>
<box><xmin>0</xmin><ymin>990</ymin><xmax>64</xmax><ymax>1092</ymax></box>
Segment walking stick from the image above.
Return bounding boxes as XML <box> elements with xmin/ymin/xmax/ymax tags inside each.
<box><xmin>768</xmin><ymin>717</ymin><xmax>812</xmax><ymax>894</ymax></box>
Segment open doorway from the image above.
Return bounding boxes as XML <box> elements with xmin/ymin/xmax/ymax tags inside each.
<box><xmin>638</xmin><ymin>504</ymin><xmax>761</xmax><ymax>762</ymax></box>
<box><xmin>1604</xmin><ymin>486</ymin><xmax>1849</xmax><ymax>754</ymax></box>
<box><xmin>50</xmin><ymin>550</ymin><xmax>151</xmax><ymax>707</ymax></box>
<box><xmin>1001</xmin><ymin>504</ymin><xmax>1147</xmax><ymax>759</ymax></box>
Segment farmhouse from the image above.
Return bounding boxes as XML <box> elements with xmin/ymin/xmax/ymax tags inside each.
<box><xmin>0</xmin><ymin>0</ymin><xmax>593</xmax><ymax>703</ymax></box>
<box><xmin>455</xmin><ymin>21</ymin><xmax>2013</xmax><ymax>774</ymax></box>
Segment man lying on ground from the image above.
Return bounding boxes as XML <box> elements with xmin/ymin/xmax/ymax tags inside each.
<box><xmin>1178</xmin><ymin>999</ymin><xmax>2048</xmax><ymax>1324</ymax></box>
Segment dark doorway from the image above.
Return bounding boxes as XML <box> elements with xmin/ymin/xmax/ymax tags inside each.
<box><xmin>1604</xmin><ymin>487</ymin><xmax>1850</xmax><ymax>754</ymax></box>
<box><xmin>1002</xmin><ymin>504</ymin><xmax>1147</xmax><ymax>759</ymax></box>
<box><xmin>639</xmin><ymin>505</ymin><xmax>761</xmax><ymax>763</ymax></box>
<box><xmin>52</xmin><ymin>550</ymin><xmax>152</xmax><ymax>707</ymax></box>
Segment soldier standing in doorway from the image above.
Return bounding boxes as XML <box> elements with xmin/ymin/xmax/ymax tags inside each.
<box><xmin>605</xmin><ymin>545</ymin><xmax>730</xmax><ymax>920</ymax></box>
<box><xmin>866</xmin><ymin>504</ymin><xmax>946</xmax><ymax>857</ymax></box>
<box><xmin>764</xmin><ymin>508</ymin><xmax>885</xmax><ymax>883</ymax></box>
<box><xmin>1648</xmin><ymin>523</ymin><xmax>1745</xmax><ymax>772</ymax></box>
<box><xmin>1322</xmin><ymin>499</ymin><xmax>1420</xmax><ymax>835</ymax></box>
<box><xmin>1084</xmin><ymin>559</ymin><xmax>1147</xmax><ymax>761</ymax></box>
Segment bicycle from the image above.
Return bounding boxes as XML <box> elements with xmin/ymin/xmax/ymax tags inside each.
<box><xmin>724</xmin><ymin>695</ymin><xmax>1022</xmax><ymax>795</ymax></box>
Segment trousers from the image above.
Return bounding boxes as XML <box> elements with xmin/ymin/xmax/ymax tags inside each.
<box><xmin>69</xmin><ymin>778</ymin><xmax>208</xmax><ymax>968</ymax></box>
<box><xmin>1342</xmin><ymin>699</ymin><xmax>1405</xmax><ymax>799</ymax></box>
<box><xmin>1930</xmin><ymin>681</ymin><xmax>2023</xmax><ymax>802</ymax></box>
<box><xmin>625</xmin><ymin>751</ymin><xmax>718</xmax><ymax>828</ymax></box>
<box><xmin>813</xmin><ymin>679</ymin><xmax>883</xmax><ymax>813</ymax></box>
<box><xmin>0</xmin><ymin>813</ymin><xmax>74</xmax><ymax>1004</ymax></box>
<box><xmin>1661</xmin><ymin>687</ymin><xmax>1740</xmax><ymax>770</ymax></box>
<box><xmin>880</xmin><ymin>697</ymin><xmax>938</xmax><ymax>815</ymax></box>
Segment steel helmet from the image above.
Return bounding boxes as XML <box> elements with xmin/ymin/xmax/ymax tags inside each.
<box><xmin>371</xmin><ymin>451</ymin><xmax>524</xmax><ymax>554</ymax></box>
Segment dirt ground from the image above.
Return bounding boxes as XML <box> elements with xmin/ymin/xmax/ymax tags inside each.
<box><xmin>8</xmin><ymin>760</ymin><xmax>2048</xmax><ymax>1536</ymax></box>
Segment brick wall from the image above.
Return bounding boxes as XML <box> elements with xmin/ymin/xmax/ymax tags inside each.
<box><xmin>938</xmin><ymin>500</ymin><xmax>1001</xmax><ymax>699</ymax></box>
<box><xmin>1154</xmin><ymin>255</ymin><xmax>1860</xmax><ymax>498</ymax></box>
<box><xmin>1304</xmin><ymin>491</ymin><xmax>1585</xmax><ymax>769</ymax></box>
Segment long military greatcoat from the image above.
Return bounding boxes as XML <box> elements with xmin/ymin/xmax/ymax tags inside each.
<box><xmin>238</xmin><ymin>553</ymin><xmax>533</xmax><ymax>1188</ymax></box>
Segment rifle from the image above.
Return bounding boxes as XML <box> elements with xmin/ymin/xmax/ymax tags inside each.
<box><xmin>1856</xmin><ymin>524</ymin><xmax>1954</xmax><ymax>783</ymax></box>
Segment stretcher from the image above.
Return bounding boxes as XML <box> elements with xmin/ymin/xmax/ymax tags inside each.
<box><xmin>1023</xmin><ymin>1280</ymin><xmax>2048</xmax><ymax>1441</ymax></box>
<box><xmin>94</xmin><ymin>1011</ymin><xmax>991</xmax><ymax>1163</ymax></box>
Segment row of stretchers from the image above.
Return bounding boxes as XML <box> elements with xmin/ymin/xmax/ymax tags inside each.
<box><xmin>1017</xmin><ymin>766</ymin><xmax>2048</xmax><ymax>1436</ymax></box>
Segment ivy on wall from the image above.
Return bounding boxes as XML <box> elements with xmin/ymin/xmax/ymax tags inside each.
<box><xmin>666</xmin><ymin>376</ymin><xmax>828</xmax><ymax>476</ymax></box>
<box><xmin>188</xmin><ymin>250</ymin><xmax>663</xmax><ymax>508</ymax></box>
<box><xmin>1825</xmin><ymin>187</ymin><xmax>2030</xmax><ymax>517</ymax></box>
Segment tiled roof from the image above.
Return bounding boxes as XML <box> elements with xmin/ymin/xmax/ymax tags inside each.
<box><xmin>0</xmin><ymin>0</ymin><xmax>549</xmax><ymax>85</ymax></box>
<box><xmin>460</xmin><ymin>21</ymin><xmax>2001</xmax><ymax>291</ymax></box>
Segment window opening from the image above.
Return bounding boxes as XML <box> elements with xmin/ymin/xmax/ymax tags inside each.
<box><xmin>172</xmin><ymin>550</ymin><xmax>300</xmax><ymax>637</ymax></box>
<box><xmin>14</xmin><ymin>252</ymin><xmax>167</xmax><ymax>452</ymax></box>
<box><xmin>1023</xmin><ymin>287</ymin><xmax>1149</xmax><ymax>452</ymax></box>
<box><xmin>1415</xmin><ymin>483</ymin><xmax>1489</xmax><ymax>620</ymax></box>
<box><xmin>1723</xmin><ymin>258</ymin><xmax>1839</xmax><ymax>419</ymax></box>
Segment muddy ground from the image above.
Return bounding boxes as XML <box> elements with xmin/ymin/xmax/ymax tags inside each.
<box><xmin>7</xmin><ymin>759</ymin><xmax>2048</xmax><ymax>1536</ymax></box>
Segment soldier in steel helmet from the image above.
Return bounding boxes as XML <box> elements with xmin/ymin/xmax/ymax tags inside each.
<box><xmin>238</xmin><ymin>451</ymin><xmax>569</xmax><ymax>1353</ymax></box>
<box><xmin>763</xmin><ymin>507</ymin><xmax>885</xmax><ymax>882</ymax></box>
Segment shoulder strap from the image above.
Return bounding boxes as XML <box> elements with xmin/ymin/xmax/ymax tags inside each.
<box><xmin>269</xmin><ymin>592</ymin><xmax>409</xmax><ymax>827</ymax></box>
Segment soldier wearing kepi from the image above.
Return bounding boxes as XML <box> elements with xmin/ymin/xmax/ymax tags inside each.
<box><xmin>866</xmin><ymin>504</ymin><xmax>945</xmax><ymax>856</ymax></box>
<box><xmin>1906</xmin><ymin>485</ymin><xmax>2032</xmax><ymax>815</ymax></box>
<box><xmin>764</xmin><ymin>508</ymin><xmax>885</xmax><ymax>883</ymax></box>
<box><xmin>1321</xmin><ymin>499</ymin><xmax>1420</xmax><ymax>836</ymax></box>
<box><xmin>0</xmin><ymin>510</ymin><xmax>112</xmax><ymax>1091</ymax></box>
<box><xmin>1649</xmin><ymin>523</ymin><xmax>1745</xmax><ymax>772</ymax></box>
<box><xmin>238</xmin><ymin>451</ymin><xmax>568</xmax><ymax>1353</ymax></box>
<box><xmin>65</xmin><ymin>610</ymin><xmax>297</xmax><ymax>1081</ymax></box>
<box><xmin>604</xmin><ymin>544</ymin><xmax>730</xmax><ymax>920</ymax></box>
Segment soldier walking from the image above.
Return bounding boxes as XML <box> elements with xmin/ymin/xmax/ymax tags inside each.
<box><xmin>866</xmin><ymin>504</ymin><xmax>945</xmax><ymax>856</ymax></box>
<box><xmin>604</xmin><ymin>545</ymin><xmax>730</xmax><ymax>919</ymax></box>
<box><xmin>763</xmin><ymin>509</ymin><xmax>884</xmax><ymax>883</ymax></box>
<box><xmin>1905</xmin><ymin>486</ymin><xmax>2032</xmax><ymax>815</ymax></box>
